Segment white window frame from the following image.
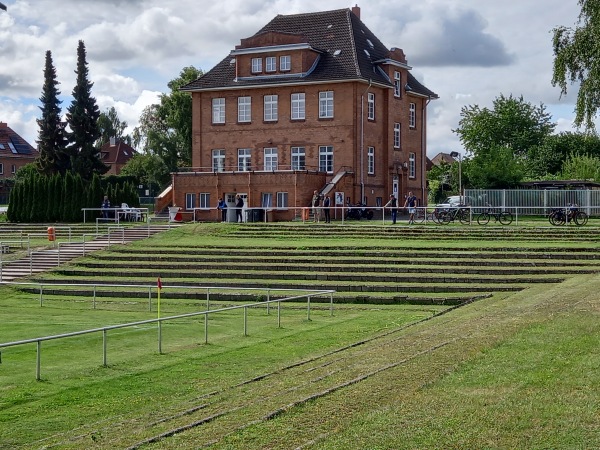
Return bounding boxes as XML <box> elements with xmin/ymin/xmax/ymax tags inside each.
<box><xmin>319</xmin><ymin>91</ymin><xmax>334</xmax><ymax>118</ymax></box>
<box><xmin>291</xmin><ymin>146</ymin><xmax>305</xmax><ymax>170</ymax></box>
<box><xmin>11</xmin><ymin>164</ymin><xmax>16</xmax><ymax>174</ymax></box>
<box><xmin>0</xmin><ymin>163</ymin><xmax>3</xmax><ymax>174</ymax></box>
<box><xmin>367</xmin><ymin>92</ymin><xmax>375</xmax><ymax>120</ymax></box>
<box><xmin>291</xmin><ymin>93</ymin><xmax>305</xmax><ymax>120</ymax></box>
<box><xmin>277</xmin><ymin>192</ymin><xmax>289</xmax><ymax>209</ymax></box>
<box><xmin>409</xmin><ymin>103</ymin><xmax>416</xmax><ymax>129</ymax></box>
<box><xmin>265</xmin><ymin>56</ymin><xmax>276</xmax><ymax>72</ymax></box>
<box><xmin>200</xmin><ymin>193</ymin><xmax>211</xmax><ymax>209</ymax></box>
<box><xmin>264</xmin><ymin>147</ymin><xmax>278</xmax><ymax>171</ymax></box>
<box><xmin>368</xmin><ymin>146</ymin><xmax>375</xmax><ymax>175</ymax></box>
<box><xmin>264</xmin><ymin>95</ymin><xmax>278</xmax><ymax>122</ymax></box>
<box><xmin>185</xmin><ymin>193</ymin><xmax>196</xmax><ymax>210</ymax></box>
<box><xmin>261</xmin><ymin>192</ymin><xmax>273</xmax><ymax>208</ymax></box>
<box><xmin>251</xmin><ymin>57</ymin><xmax>262</xmax><ymax>73</ymax></box>
<box><xmin>212</xmin><ymin>149</ymin><xmax>225</xmax><ymax>172</ymax></box>
<box><xmin>238</xmin><ymin>148</ymin><xmax>251</xmax><ymax>171</ymax></box>
<box><xmin>238</xmin><ymin>96</ymin><xmax>251</xmax><ymax>123</ymax></box>
<box><xmin>280</xmin><ymin>55</ymin><xmax>291</xmax><ymax>71</ymax></box>
<box><xmin>393</xmin><ymin>123</ymin><xmax>401</xmax><ymax>149</ymax></box>
<box><xmin>212</xmin><ymin>98</ymin><xmax>225</xmax><ymax>124</ymax></box>
<box><xmin>409</xmin><ymin>152</ymin><xmax>416</xmax><ymax>178</ymax></box>
<box><xmin>394</xmin><ymin>71</ymin><xmax>401</xmax><ymax>98</ymax></box>
<box><xmin>319</xmin><ymin>146</ymin><xmax>334</xmax><ymax>173</ymax></box>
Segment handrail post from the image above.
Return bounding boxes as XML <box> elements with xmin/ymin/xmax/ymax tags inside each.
<box><xmin>277</xmin><ymin>301</ymin><xmax>281</xmax><ymax>328</ymax></box>
<box><xmin>204</xmin><ymin>314</ymin><xmax>208</xmax><ymax>344</ymax></box>
<box><xmin>244</xmin><ymin>306</ymin><xmax>248</xmax><ymax>336</ymax></box>
<box><xmin>307</xmin><ymin>295</ymin><xmax>311</xmax><ymax>321</ymax></box>
<box><xmin>148</xmin><ymin>287</ymin><xmax>152</xmax><ymax>312</ymax></box>
<box><xmin>93</xmin><ymin>285</ymin><xmax>96</xmax><ymax>309</ymax></box>
<box><xmin>39</xmin><ymin>284</ymin><xmax>43</xmax><ymax>306</ymax></box>
<box><xmin>206</xmin><ymin>288</ymin><xmax>210</xmax><ymax>311</ymax></box>
<box><xmin>36</xmin><ymin>341</ymin><xmax>41</xmax><ymax>381</ymax></box>
<box><xmin>103</xmin><ymin>329</ymin><xmax>108</xmax><ymax>367</ymax></box>
<box><xmin>266</xmin><ymin>288</ymin><xmax>270</xmax><ymax>315</ymax></box>
<box><xmin>330</xmin><ymin>292</ymin><xmax>334</xmax><ymax>316</ymax></box>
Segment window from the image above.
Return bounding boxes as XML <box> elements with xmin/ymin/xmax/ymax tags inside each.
<box><xmin>261</xmin><ymin>193</ymin><xmax>273</xmax><ymax>208</ymax></box>
<box><xmin>409</xmin><ymin>103</ymin><xmax>416</xmax><ymax>128</ymax></box>
<box><xmin>394</xmin><ymin>71</ymin><xmax>401</xmax><ymax>98</ymax></box>
<box><xmin>212</xmin><ymin>98</ymin><xmax>225</xmax><ymax>124</ymax></box>
<box><xmin>319</xmin><ymin>146</ymin><xmax>334</xmax><ymax>173</ymax></box>
<box><xmin>367</xmin><ymin>92</ymin><xmax>375</xmax><ymax>120</ymax></box>
<box><xmin>0</xmin><ymin>163</ymin><xmax>3</xmax><ymax>174</ymax></box>
<box><xmin>264</xmin><ymin>147</ymin><xmax>278</xmax><ymax>171</ymax></box>
<box><xmin>212</xmin><ymin>149</ymin><xmax>225</xmax><ymax>172</ymax></box>
<box><xmin>251</xmin><ymin>57</ymin><xmax>262</xmax><ymax>73</ymax></box>
<box><xmin>185</xmin><ymin>193</ymin><xmax>196</xmax><ymax>210</ymax></box>
<box><xmin>265</xmin><ymin>56</ymin><xmax>276</xmax><ymax>72</ymax></box>
<box><xmin>319</xmin><ymin>91</ymin><xmax>334</xmax><ymax>118</ymax></box>
<box><xmin>291</xmin><ymin>93</ymin><xmax>305</xmax><ymax>120</ymax></box>
<box><xmin>200</xmin><ymin>193</ymin><xmax>211</xmax><ymax>209</ymax></box>
<box><xmin>8</xmin><ymin>143</ymin><xmax>17</xmax><ymax>153</ymax></box>
<box><xmin>277</xmin><ymin>192</ymin><xmax>289</xmax><ymax>209</ymax></box>
<box><xmin>238</xmin><ymin>96</ymin><xmax>251</xmax><ymax>122</ymax></box>
<box><xmin>291</xmin><ymin>147</ymin><xmax>305</xmax><ymax>170</ymax></box>
<box><xmin>368</xmin><ymin>146</ymin><xmax>375</xmax><ymax>174</ymax></box>
<box><xmin>264</xmin><ymin>95</ymin><xmax>278</xmax><ymax>122</ymax></box>
<box><xmin>280</xmin><ymin>55</ymin><xmax>291</xmax><ymax>71</ymax></box>
<box><xmin>409</xmin><ymin>152</ymin><xmax>416</xmax><ymax>178</ymax></box>
<box><xmin>393</xmin><ymin>123</ymin><xmax>401</xmax><ymax>149</ymax></box>
<box><xmin>11</xmin><ymin>164</ymin><xmax>16</xmax><ymax>174</ymax></box>
<box><xmin>238</xmin><ymin>148</ymin><xmax>251</xmax><ymax>171</ymax></box>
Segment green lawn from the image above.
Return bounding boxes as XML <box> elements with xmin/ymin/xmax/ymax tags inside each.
<box><xmin>0</xmin><ymin>223</ymin><xmax>598</xmax><ymax>449</ymax></box>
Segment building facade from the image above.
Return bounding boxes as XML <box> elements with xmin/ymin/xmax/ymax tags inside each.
<box><xmin>169</xmin><ymin>6</ymin><xmax>437</xmax><ymax>221</ymax></box>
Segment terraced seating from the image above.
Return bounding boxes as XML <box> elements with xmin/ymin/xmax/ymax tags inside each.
<box><xmin>22</xmin><ymin>221</ymin><xmax>600</xmax><ymax>304</ymax></box>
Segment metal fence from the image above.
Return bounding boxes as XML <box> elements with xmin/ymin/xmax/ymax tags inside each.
<box><xmin>0</xmin><ymin>282</ymin><xmax>335</xmax><ymax>381</ymax></box>
<box><xmin>465</xmin><ymin>189</ymin><xmax>600</xmax><ymax>215</ymax></box>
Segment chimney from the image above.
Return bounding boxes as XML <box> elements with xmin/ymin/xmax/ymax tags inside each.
<box><xmin>110</xmin><ymin>137</ymin><xmax>116</xmax><ymax>146</ymax></box>
<box><xmin>351</xmin><ymin>4</ymin><xmax>360</xmax><ymax>19</ymax></box>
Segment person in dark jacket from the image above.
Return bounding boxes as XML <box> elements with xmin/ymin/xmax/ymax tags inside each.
<box><xmin>235</xmin><ymin>195</ymin><xmax>244</xmax><ymax>223</ymax></box>
<box><xmin>384</xmin><ymin>194</ymin><xmax>397</xmax><ymax>224</ymax></box>
<box><xmin>323</xmin><ymin>195</ymin><xmax>331</xmax><ymax>223</ymax></box>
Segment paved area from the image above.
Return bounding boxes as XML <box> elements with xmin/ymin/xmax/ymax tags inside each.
<box><xmin>0</xmin><ymin>224</ymin><xmax>174</xmax><ymax>282</ymax></box>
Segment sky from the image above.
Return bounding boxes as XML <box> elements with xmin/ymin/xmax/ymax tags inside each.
<box><xmin>0</xmin><ymin>0</ymin><xmax>588</xmax><ymax>158</ymax></box>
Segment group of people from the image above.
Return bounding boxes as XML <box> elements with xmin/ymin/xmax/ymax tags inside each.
<box><xmin>311</xmin><ymin>190</ymin><xmax>331</xmax><ymax>223</ymax></box>
<box><xmin>217</xmin><ymin>195</ymin><xmax>245</xmax><ymax>223</ymax></box>
<box><xmin>384</xmin><ymin>191</ymin><xmax>418</xmax><ymax>224</ymax></box>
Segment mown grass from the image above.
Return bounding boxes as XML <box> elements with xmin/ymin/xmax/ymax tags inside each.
<box><xmin>1</xmin><ymin>223</ymin><xmax>599</xmax><ymax>449</ymax></box>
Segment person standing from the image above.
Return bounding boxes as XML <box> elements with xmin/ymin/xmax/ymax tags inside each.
<box><xmin>404</xmin><ymin>191</ymin><xmax>417</xmax><ymax>224</ymax></box>
<box><xmin>384</xmin><ymin>194</ymin><xmax>397</xmax><ymax>224</ymax></box>
<box><xmin>235</xmin><ymin>195</ymin><xmax>244</xmax><ymax>223</ymax></box>
<box><xmin>101</xmin><ymin>195</ymin><xmax>111</xmax><ymax>220</ymax></box>
<box><xmin>311</xmin><ymin>190</ymin><xmax>321</xmax><ymax>223</ymax></box>
<box><xmin>323</xmin><ymin>195</ymin><xmax>331</xmax><ymax>223</ymax></box>
<box><xmin>217</xmin><ymin>197</ymin><xmax>228</xmax><ymax>222</ymax></box>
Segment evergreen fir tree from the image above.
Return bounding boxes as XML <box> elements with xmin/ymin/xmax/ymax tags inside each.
<box><xmin>65</xmin><ymin>40</ymin><xmax>108</xmax><ymax>181</ymax></box>
<box><xmin>36</xmin><ymin>50</ymin><xmax>69</xmax><ymax>176</ymax></box>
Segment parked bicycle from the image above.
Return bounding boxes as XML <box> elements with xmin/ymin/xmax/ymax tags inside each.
<box><xmin>437</xmin><ymin>206</ymin><xmax>471</xmax><ymax>225</ymax></box>
<box><xmin>476</xmin><ymin>204</ymin><xmax>513</xmax><ymax>225</ymax></box>
<box><xmin>548</xmin><ymin>204</ymin><xmax>588</xmax><ymax>226</ymax></box>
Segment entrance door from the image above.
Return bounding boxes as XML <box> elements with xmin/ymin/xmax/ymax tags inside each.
<box><xmin>228</xmin><ymin>193</ymin><xmax>247</xmax><ymax>222</ymax></box>
<box><xmin>392</xmin><ymin>176</ymin><xmax>399</xmax><ymax>197</ymax></box>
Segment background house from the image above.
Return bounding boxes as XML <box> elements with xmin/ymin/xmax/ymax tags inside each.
<box><xmin>99</xmin><ymin>138</ymin><xmax>136</xmax><ymax>175</ymax></box>
<box><xmin>0</xmin><ymin>122</ymin><xmax>38</xmax><ymax>203</ymax></box>
<box><xmin>166</xmin><ymin>5</ymin><xmax>437</xmax><ymax>221</ymax></box>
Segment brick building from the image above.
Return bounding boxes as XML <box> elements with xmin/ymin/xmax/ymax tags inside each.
<box><xmin>168</xmin><ymin>5</ymin><xmax>437</xmax><ymax>221</ymax></box>
<box><xmin>99</xmin><ymin>138</ymin><xmax>137</xmax><ymax>175</ymax></box>
<box><xmin>0</xmin><ymin>122</ymin><xmax>37</xmax><ymax>180</ymax></box>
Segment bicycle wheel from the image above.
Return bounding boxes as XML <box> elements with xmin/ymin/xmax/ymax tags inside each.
<box><xmin>477</xmin><ymin>213</ymin><xmax>490</xmax><ymax>225</ymax></box>
<box><xmin>414</xmin><ymin>208</ymin><xmax>425</xmax><ymax>224</ymax></box>
<box><xmin>458</xmin><ymin>208</ymin><xmax>471</xmax><ymax>225</ymax></box>
<box><xmin>574</xmin><ymin>211</ymin><xmax>588</xmax><ymax>226</ymax></box>
<box><xmin>439</xmin><ymin>211</ymin><xmax>453</xmax><ymax>224</ymax></box>
<box><xmin>499</xmin><ymin>211</ymin><xmax>513</xmax><ymax>225</ymax></box>
<box><xmin>550</xmin><ymin>212</ymin><xmax>565</xmax><ymax>226</ymax></box>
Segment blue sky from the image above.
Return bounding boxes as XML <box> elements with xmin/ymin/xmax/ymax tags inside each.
<box><xmin>0</xmin><ymin>0</ymin><xmax>589</xmax><ymax>158</ymax></box>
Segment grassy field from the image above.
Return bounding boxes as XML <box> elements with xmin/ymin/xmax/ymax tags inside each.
<box><xmin>0</xmin><ymin>223</ymin><xmax>599</xmax><ymax>449</ymax></box>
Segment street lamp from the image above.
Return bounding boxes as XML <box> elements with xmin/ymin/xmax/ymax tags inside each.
<box><xmin>450</xmin><ymin>151</ymin><xmax>462</xmax><ymax>204</ymax></box>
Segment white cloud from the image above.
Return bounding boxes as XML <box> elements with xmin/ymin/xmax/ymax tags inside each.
<box><xmin>0</xmin><ymin>0</ymin><xmax>593</xmax><ymax>158</ymax></box>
